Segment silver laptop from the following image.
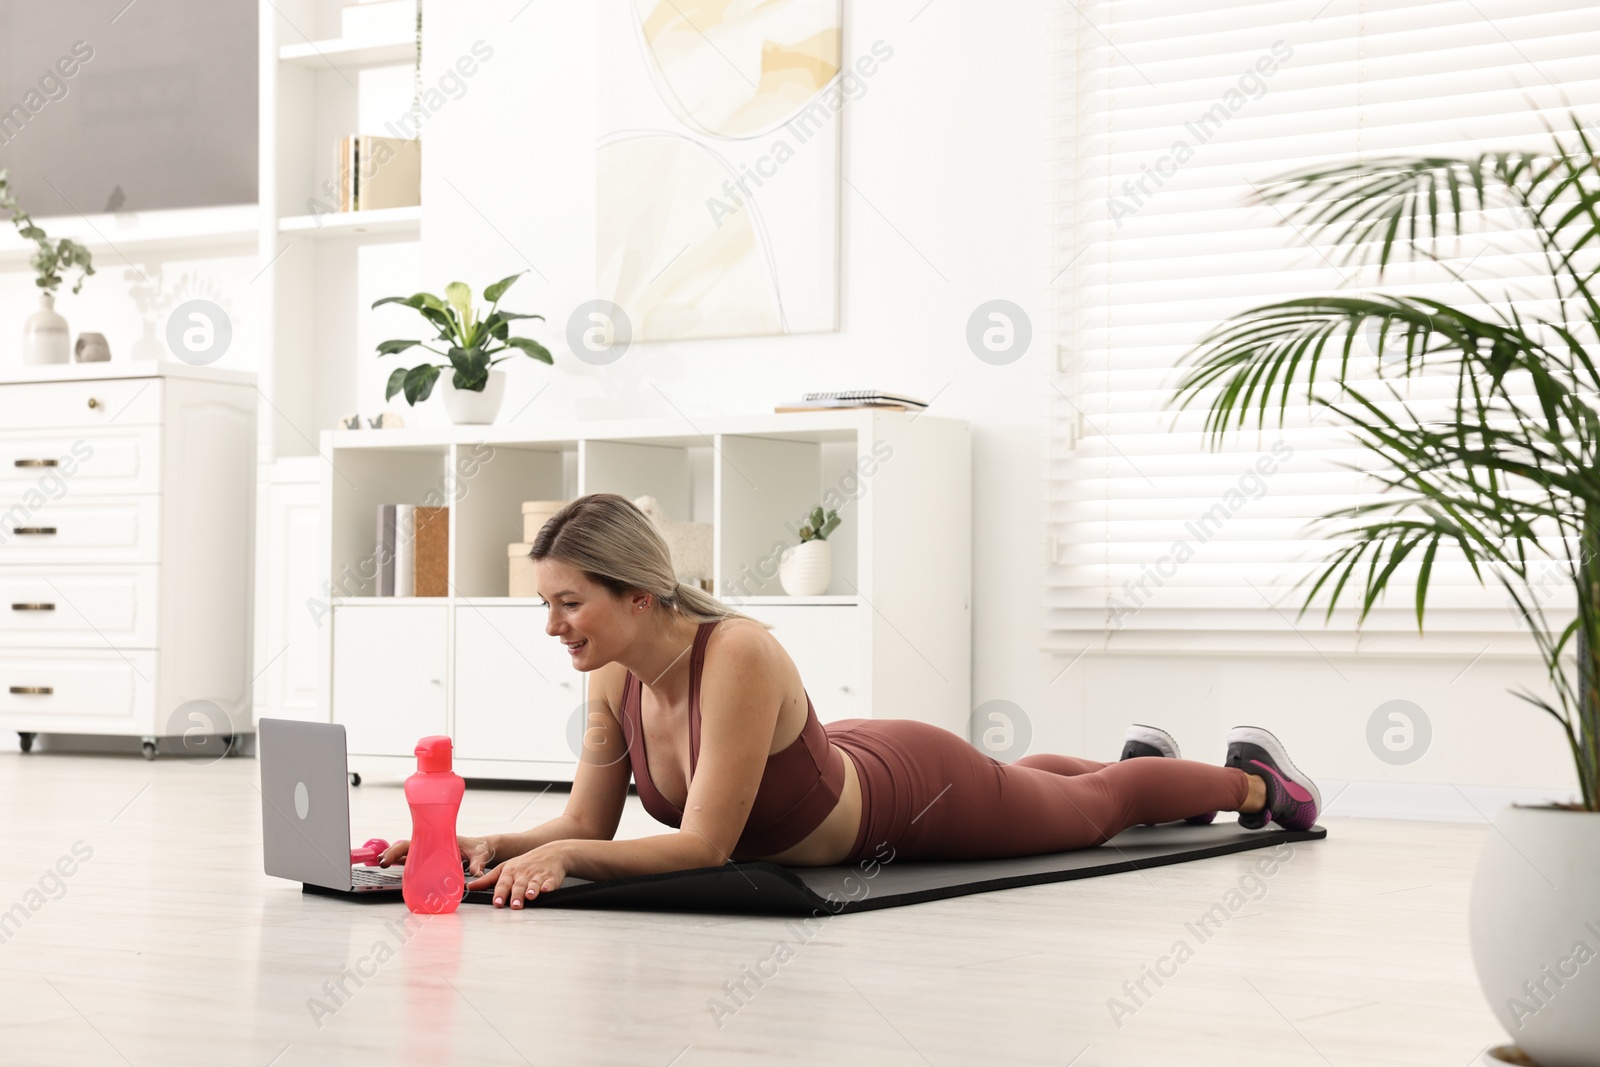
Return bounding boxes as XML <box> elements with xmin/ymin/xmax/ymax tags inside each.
<box><xmin>258</xmin><ymin>717</ymin><xmax>406</xmax><ymax>898</ymax></box>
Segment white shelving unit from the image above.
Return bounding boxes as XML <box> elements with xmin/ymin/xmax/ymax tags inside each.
<box><xmin>320</xmin><ymin>410</ymin><xmax>972</xmax><ymax>783</ymax></box>
<box><xmin>257</xmin><ymin>0</ymin><xmax>422</xmax><ymax>459</ymax></box>
<box><xmin>0</xmin><ymin>204</ymin><xmax>259</xmax><ymax>268</ymax></box>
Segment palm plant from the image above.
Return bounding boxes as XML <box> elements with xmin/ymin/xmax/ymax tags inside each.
<box><xmin>1174</xmin><ymin>116</ymin><xmax>1600</xmax><ymax>812</ymax></box>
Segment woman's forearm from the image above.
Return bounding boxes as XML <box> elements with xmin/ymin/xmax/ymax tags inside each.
<box><xmin>562</xmin><ymin>832</ymin><xmax>723</xmax><ymax>882</ymax></box>
<box><xmin>491</xmin><ymin>814</ymin><xmax>604</xmax><ymax>862</ymax></box>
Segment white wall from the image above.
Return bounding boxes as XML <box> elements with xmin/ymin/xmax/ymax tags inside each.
<box><xmin>404</xmin><ymin>1</ymin><xmax>1575</xmax><ymax>812</ymax></box>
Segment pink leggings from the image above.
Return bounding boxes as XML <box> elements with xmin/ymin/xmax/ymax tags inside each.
<box><xmin>827</xmin><ymin>718</ymin><xmax>1252</xmax><ymax>864</ymax></box>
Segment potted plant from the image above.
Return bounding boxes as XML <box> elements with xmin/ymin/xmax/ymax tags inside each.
<box><xmin>0</xmin><ymin>169</ymin><xmax>94</xmax><ymax>365</ymax></box>
<box><xmin>779</xmin><ymin>505</ymin><xmax>840</xmax><ymax>596</ymax></box>
<box><xmin>1175</xmin><ymin>117</ymin><xmax>1600</xmax><ymax>1067</ymax></box>
<box><xmin>372</xmin><ymin>271</ymin><xmax>552</xmax><ymax>424</ymax></box>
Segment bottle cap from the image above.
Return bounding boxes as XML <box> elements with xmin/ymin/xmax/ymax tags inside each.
<box><xmin>415</xmin><ymin>735</ymin><xmax>453</xmax><ymax>773</ymax></box>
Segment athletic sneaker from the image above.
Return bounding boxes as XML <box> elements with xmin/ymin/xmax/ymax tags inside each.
<box><xmin>1224</xmin><ymin>725</ymin><xmax>1321</xmax><ymax>831</ymax></box>
<box><xmin>1119</xmin><ymin>724</ymin><xmax>1217</xmax><ymax>826</ymax></box>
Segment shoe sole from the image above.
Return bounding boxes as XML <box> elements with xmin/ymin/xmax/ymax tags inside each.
<box><xmin>1226</xmin><ymin>724</ymin><xmax>1322</xmax><ymax>820</ymax></box>
<box><xmin>1123</xmin><ymin>723</ymin><xmax>1181</xmax><ymax>760</ymax></box>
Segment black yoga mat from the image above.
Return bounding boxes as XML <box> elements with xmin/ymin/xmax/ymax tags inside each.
<box><xmin>450</xmin><ymin>821</ymin><xmax>1328</xmax><ymax>915</ymax></box>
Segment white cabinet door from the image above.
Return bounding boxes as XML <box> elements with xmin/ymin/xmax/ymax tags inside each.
<box><xmin>740</xmin><ymin>605</ymin><xmax>860</xmax><ymax>722</ymax></box>
<box><xmin>454</xmin><ymin>606</ymin><xmax>582</xmax><ymax>764</ymax></box>
<box><xmin>332</xmin><ymin>605</ymin><xmax>448</xmax><ymax>757</ymax></box>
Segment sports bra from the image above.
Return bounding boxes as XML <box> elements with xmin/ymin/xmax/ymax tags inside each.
<box><xmin>618</xmin><ymin>618</ymin><xmax>846</xmax><ymax>858</ymax></box>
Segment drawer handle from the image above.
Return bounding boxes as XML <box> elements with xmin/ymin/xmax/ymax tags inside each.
<box><xmin>12</xmin><ymin>527</ymin><xmax>56</xmax><ymax>536</ymax></box>
<box><xmin>11</xmin><ymin>603</ymin><xmax>55</xmax><ymax>612</ymax></box>
<box><xmin>9</xmin><ymin>686</ymin><xmax>52</xmax><ymax>695</ymax></box>
<box><xmin>13</xmin><ymin>459</ymin><xmax>58</xmax><ymax>468</ymax></box>
<box><xmin>87</xmin><ymin>397</ymin><xmax>101</xmax><ymax>410</ymax></box>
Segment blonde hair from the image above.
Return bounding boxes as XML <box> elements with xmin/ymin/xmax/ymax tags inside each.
<box><xmin>529</xmin><ymin>493</ymin><xmax>768</xmax><ymax>627</ymax></box>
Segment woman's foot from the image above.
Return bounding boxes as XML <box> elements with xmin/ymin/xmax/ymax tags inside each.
<box><xmin>1119</xmin><ymin>724</ymin><xmax>1217</xmax><ymax>826</ymax></box>
<box><xmin>1224</xmin><ymin>726</ymin><xmax>1320</xmax><ymax>831</ymax></box>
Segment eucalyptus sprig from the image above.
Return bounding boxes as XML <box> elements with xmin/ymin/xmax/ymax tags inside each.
<box><xmin>0</xmin><ymin>168</ymin><xmax>95</xmax><ymax>295</ymax></box>
<box><xmin>373</xmin><ymin>271</ymin><xmax>553</xmax><ymax>404</ymax></box>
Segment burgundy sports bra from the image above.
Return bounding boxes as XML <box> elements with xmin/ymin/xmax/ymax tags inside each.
<box><xmin>618</xmin><ymin>619</ymin><xmax>846</xmax><ymax>858</ymax></box>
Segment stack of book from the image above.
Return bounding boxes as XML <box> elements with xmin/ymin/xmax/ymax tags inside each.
<box><xmin>375</xmin><ymin>504</ymin><xmax>448</xmax><ymax>596</ymax></box>
<box><xmin>336</xmin><ymin>135</ymin><xmax>422</xmax><ymax>212</ymax></box>
<box><xmin>775</xmin><ymin>390</ymin><xmax>928</xmax><ymax>413</ymax></box>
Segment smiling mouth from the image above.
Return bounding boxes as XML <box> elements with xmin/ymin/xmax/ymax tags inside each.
<box><xmin>564</xmin><ymin>639</ymin><xmax>587</xmax><ymax>652</ymax></box>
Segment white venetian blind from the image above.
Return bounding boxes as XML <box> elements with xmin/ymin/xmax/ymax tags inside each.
<box><xmin>1047</xmin><ymin>0</ymin><xmax>1600</xmax><ymax>656</ymax></box>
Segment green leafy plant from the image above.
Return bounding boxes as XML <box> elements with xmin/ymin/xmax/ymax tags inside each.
<box><xmin>372</xmin><ymin>271</ymin><xmax>552</xmax><ymax>405</ymax></box>
<box><xmin>797</xmin><ymin>505</ymin><xmax>840</xmax><ymax>543</ymax></box>
<box><xmin>0</xmin><ymin>168</ymin><xmax>95</xmax><ymax>294</ymax></box>
<box><xmin>1175</xmin><ymin>115</ymin><xmax>1600</xmax><ymax>811</ymax></box>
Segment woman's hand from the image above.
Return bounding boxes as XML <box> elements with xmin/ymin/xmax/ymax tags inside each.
<box><xmin>378</xmin><ymin>834</ymin><xmax>498</xmax><ymax>876</ymax></box>
<box><xmin>466</xmin><ymin>842</ymin><xmax>570</xmax><ymax>909</ymax></box>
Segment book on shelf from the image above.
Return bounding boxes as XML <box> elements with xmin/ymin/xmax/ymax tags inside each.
<box><xmin>336</xmin><ymin>135</ymin><xmax>421</xmax><ymax>213</ymax></box>
<box><xmin>802</xmin><ymin>390</ymin><xmax>928</xmax><ymax>408</ymax></box>
<box><xmin>776</xmin><ymin>390</ymin><xmax>928</xmax><ymax>413</ymax></box>
<box><xmin>775</xmin><ymin>402</ymin><xmax>919</xmax><ymax>413</ymax></box>
<box><xmin>372</xmin><ymin>503</ymin><xmax>448</xmax><ymax>596</ymax></box>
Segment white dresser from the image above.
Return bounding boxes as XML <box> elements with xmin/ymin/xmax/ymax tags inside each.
<box><xmin>0</xmin><ymin>363</ymin><xmax>257</xmax><ymax>758</ymax></box>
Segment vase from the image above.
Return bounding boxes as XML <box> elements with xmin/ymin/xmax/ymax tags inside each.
<box><xmin>440</xmin><ymin>370</ymin><xmax>506</xmax><ymax>425</ymax></box>
<box><xmin>21</xmin><ymin>292</ymin><xmax>70</xmax><ymax>365</ymax></box>
<box><xmin>778</xmin><ymin>539</ymin><xmax>831</xmax><ymax>596</ymax></box>
<box><xmin>1469</xmin><ymin>805</ymin><xmax>1600</xmax><ymax>1067</ymax></box>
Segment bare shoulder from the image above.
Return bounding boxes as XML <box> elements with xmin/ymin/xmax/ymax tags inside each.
<box><xmin>706</xmin><ymin>615</ymin><xmax>779</xmax><ymax>657</ymax></box>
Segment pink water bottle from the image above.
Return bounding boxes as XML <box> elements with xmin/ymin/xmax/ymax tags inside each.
<box><xmin>403</xmin><ymin>735</ymin><xmax>466</xmax><ymax>914</ymax></box>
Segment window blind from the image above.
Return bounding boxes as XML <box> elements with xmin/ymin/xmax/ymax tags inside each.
<box><xmin>1047</xmin><ymin>0</ymin><xmax>1600</xmax><ymax>656</ymax></box>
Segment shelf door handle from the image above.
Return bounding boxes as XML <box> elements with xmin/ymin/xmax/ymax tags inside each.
<box><xmin>9</xmin><ymin>686</ymin><xmax>52</xmax><ymax>695</ymax></box>
<box><xmin>11</xmin><ymin>603</ymin><xmax>55</xmax><ymax>612</ymax></box>
<box><xmin>86</xmin><ymin>397</ymin><xmax>101</xmax><ymax>410</ymax></box>
<box><xmin>13</xmin><ymin>458</ymin><xmax>58</xmax><ymax>468</ymax></box>
<box><xmin>12</xmin><ymin>528</ymin><xmax>56</xmax><ymax>536</ymax></box>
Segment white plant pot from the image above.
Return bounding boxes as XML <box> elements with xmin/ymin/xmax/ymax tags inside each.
<box><xmin>778</xmin><ymin>539</ymin><xmax>831</xmax><ymax>596</ymax></box>
<box><xmin>440</xmin><ymin>370</ymin><xmax>506</xmax><ymax>425</ymax></box>
<box><xmin>21</xmin><ymin>292</ymin><xmax>70</xmax><ymax>365</ymax></box>
<box><xmin>1469</xmin><ymin>805</ymin><xmax>1600</xmax><ymax>1067</ymax></box>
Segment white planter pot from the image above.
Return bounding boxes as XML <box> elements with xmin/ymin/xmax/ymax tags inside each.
<box><xmin>1470</xmin><ymin>805</ymin><xmax>1600</xmax><ymax>1067</ymax></box>
<box><xmin>21</xmin><ymin>292</ymin><xmax>70</xmax><ymax>365</ymax></box>
<box><xmin>440</xmin><ymin>370</ymin><xmax>506</xmax><ymax>425</ymax></box>
<box><xmin>778</xmin><ymin>539</ymin><xmax>831</xmax><ymax>596</ymax></box>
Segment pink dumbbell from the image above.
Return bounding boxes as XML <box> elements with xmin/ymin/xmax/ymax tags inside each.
<box><xmin>351</xmin><ymin>837</ymin><xmax>390</xmax><ymax>866</ymax></box>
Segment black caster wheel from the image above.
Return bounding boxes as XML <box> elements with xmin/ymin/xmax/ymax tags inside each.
<box><xmin>17</xmin><ymin>732</ymin><xmax>35</xmax><ymax>753</ymax></box>
<box><xmin>140</xmin><ymin>738</ymin><xmax>158</xmax><ymax>761</ymax></box>
<box><xmin>349</xmin><ymin>772</ymin><xmax>362</xmax><ymax>786</ymax></box>
<box><xmin>221</xmin><ymin>734</ymin><xmax>237</xmax><ymax>756</ymax></box>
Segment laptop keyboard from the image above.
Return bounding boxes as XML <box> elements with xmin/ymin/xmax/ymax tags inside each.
<box><xmin>350</xmin><ymin>866</ymin><xmax>404</xmax><ymax>888</ymax></box>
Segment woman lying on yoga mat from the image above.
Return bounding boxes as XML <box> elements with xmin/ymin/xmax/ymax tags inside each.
<box><xmin>379</xmin><ymin>493</ymin><xmax>1321</xmax><ymax>909</ymax></box>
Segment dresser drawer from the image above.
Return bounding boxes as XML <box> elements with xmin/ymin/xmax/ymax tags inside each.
<box><xmin>0</xmin><ymin>427</ymin><xmax>161</xmax><ymax>499</ymax></box>
<box><xmin>0</xmin><ymin>496</ymin><xmax>158</xmax><ymax>563</ymax></box>
<box><xmin>0</xmin><ymin>649</ymin><xmax>154</xmax><ymax>719</ymax></box>
<box><xmin>0</xmin><ymin>566</ymin><xmax>157</xmax><ymax>647</ymax></box>
<box><xmin>0</xmin><ymin>378</ymin><xmax>163</xmax><ymax>430</ymax></box>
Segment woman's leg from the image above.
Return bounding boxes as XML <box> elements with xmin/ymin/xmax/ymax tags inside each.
<box><xmin>875</xmin><ymin>722</ymin><xmax>1253</xmax><ymax>861</ymax></box>
<box><xmin>1013</xmin><ymin>754</ymin><xmax>1110</xmax><ymax>777</ymax></box>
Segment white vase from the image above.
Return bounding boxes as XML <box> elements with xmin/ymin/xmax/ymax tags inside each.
<box><xmin>440</xmin><ymin>370</ymin><xmax>506</xmax><ymax>425</ymax></box>
<box><xmin>1469</xmin><ymin>805</ymin><xmax>1600</xmax><ymax>1067</ymax></box>
<box><xmin>21</xmin><ymin>292</ymin><xmax>70</xmax><ymax>365</ymax></box>
<box><xmin>778</xmin><ymin>539</ymin><xmax>831</xmax><ymax>596</ymax></box>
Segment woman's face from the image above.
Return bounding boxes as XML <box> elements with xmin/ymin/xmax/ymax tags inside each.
<box><xmin>535</xmin><ymin>559</ymin><xmax>634</xmax><ymax>671</ymax></box>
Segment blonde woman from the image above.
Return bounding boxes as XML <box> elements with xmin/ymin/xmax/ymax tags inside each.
<box><xmin>380</xmin><ymin>493</ymin><xmax>1319</xmax><ymax>909</ymax></box>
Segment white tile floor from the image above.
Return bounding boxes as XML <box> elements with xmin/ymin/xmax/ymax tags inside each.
<box><xmin>0</xmin><ymin>751</ymin><xmax>1513</xmax><ymax>1065</ymax></box>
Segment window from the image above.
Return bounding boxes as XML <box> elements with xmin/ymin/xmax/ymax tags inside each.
<box><xmin>1048</xmin><ymin>0</ymin><xmax>1600</xmax><ymax>656</ymax></box>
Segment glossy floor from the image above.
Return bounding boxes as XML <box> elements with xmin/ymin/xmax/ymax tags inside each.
<box><xmin>0</xmin><ymin>752</ymin><xmax>1509</xmax><ymax>1065</ymax></box>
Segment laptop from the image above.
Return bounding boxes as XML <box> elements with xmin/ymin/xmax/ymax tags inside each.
<box><xmin>258</xmin><ymin>717</ymin><xmax>477</xmax><ymax>903</ymax></box>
